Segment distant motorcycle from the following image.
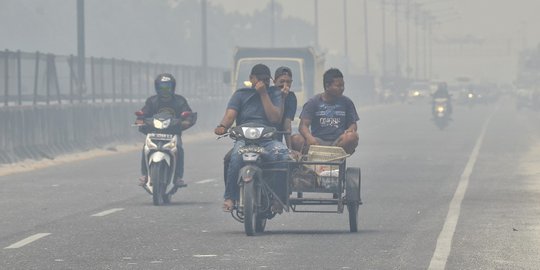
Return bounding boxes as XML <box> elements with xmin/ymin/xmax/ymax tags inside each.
<box><xmin>432</xmin><ymin>97</ymin><xmax>451</xmax><ymax>129</ymax></box>
<box><xmin>464</xmin><ymin>92</ymin><xmax>476</xmax><ymax>108</ymax></box>
<box><xmin>135</xmin><ymin>111</ymin><xmax>196</xmax><ymax>205</ymax></box>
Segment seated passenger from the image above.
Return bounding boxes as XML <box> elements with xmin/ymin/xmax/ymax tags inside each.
<box><xmin>273</xmin><ymin>66</ymin><xmax>297</xmax><ymax>148</ymax></box>
<box><xmin>291</xmin><ymin>68</ymin><xmax>359</xmax><ymax>155</ymax></box>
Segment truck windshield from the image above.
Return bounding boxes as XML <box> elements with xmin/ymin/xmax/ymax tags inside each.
<box><xmin>235</xmin><ymin>58</ymin><xmax>304</xmax><ymax>92</ymax></box>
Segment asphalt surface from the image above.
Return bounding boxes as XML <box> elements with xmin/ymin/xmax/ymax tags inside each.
<box><xmin>1</xmin><ymin>96</ymin><xmax>539</xmax><ymax>270</ymax></box>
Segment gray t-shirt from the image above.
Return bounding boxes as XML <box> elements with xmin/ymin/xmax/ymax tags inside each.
<box><xmin>300</xmin><ymin>94</ymin><xmax>359</xmax><ymax>141</ymax></box>
<box><xmin>227</xmin><ymin>86</ymin><xmax>283</xmax><ymax>127</ymax></box>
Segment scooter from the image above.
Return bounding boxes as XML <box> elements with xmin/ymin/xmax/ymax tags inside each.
<box><xmin>432</xmin><ymin>97</ymin><xmax>451</xmax><ymax>130</ymax></box>
<box><xmin>135</xmin><ymin>111</ymin><xmax>196</xmax><ymax>205</ymax></box>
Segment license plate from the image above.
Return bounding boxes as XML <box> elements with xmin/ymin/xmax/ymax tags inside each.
<box><xmin>239</xmin><ymin>145</ymin><xmax>264</xmax><ymax>154</ymax></box>
<box><xmin>148</xmin><ymin>133</ymin><xmax>174</xmax><ymax>140</ymax></box>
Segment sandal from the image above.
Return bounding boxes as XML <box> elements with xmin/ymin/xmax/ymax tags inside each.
<box><xmin>271</xmin><ymin>200</ymin><xmax>283</xmax><ymax>214</ymax></box>
<box><xmin>222</xmin><ymin>199</ymin><xmax>234</xmax><ymax>212</ymax></box>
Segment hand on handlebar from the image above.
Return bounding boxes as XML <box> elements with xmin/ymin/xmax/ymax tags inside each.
<box><xmin>214</xmin><ymin>126</ymin><xmax>227</xmax><ymax>135</ymax></box>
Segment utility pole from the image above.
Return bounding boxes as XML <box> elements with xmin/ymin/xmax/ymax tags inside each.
<box><xmin>201</xmin><ymin>0</ymin><xmax>208</xmax><ymax>73</ymax></box>
<box><xmin>314</xmin><ymin>0</ymin><xmax>319</xmax><ymax>49</ymax></box>
<box><xmin>76</xmin><ymin>0</ymin><xmax>85</xmax><ymax>92</ymax></box>
<box><xmin>343</xmin><ymin>0</ymin><xmax>349</xmax><ymax>76</ymax></box>
<box><xmin>394</xmin><ymin>0</ymin><xmax>400</xmax><ymax>78</ymax></box>
<box><xmin>271</xmin><ymin>0</ymin><xmax>275</xmax><ymax>47</ymax></box>
<box><xmin>414</xmin><ymin>6</ymin><xmax>419</xmax><ymax>80</ymax></box>
<box><xmin>428</xmin><ymin>21</ymin><xmax>432</xmax><ymax>79</ymax></box>
<box><xmin>423</xmin><ymin>15</ymin><xmax>428</xmax><ymax>80</ymax></box>
<box><xmin>363</xmin><ymin>0</ymin><xmax>370</xmax><ymax>75</ymax></box>
<box><xmin>381</xmin><ymin>0</ymin><xmax>386</xmax><ymax>79</ymax></box>
<box><xmin>405</xmin><ymin>0</ymin><xmax>410</xmax><ymax>79</ymax></box>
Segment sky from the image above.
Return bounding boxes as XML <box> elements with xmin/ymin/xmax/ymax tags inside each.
<box><xmin>2</xmin><ymin>0</ymin><xmax>540</xmax><ymax>84</ymax></box>
<box><xmin>209</xmin><ymin>0</ymin><xmax>540</xmax><ymax>83</ymax></box>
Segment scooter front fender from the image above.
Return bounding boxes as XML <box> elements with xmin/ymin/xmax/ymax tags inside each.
<box><xmin>238</xmin><ymin>165</ymin><xmax>263</xmax><ymax>184</ymax></box>
<box><xmin>149</xmin><ymin>151</ymin><xmax>171</xmax><ymax>166</ymax></box>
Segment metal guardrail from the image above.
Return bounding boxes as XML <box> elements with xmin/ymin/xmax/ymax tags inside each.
<box><xmin>0</xmin><ymin>49</ymin><xmax>232</xmax><ymax>164</ymax></box>
<box><xmin>1</xmin><ymin>49</ymin><xmax>230</xmax><ymax>107</ymax></box>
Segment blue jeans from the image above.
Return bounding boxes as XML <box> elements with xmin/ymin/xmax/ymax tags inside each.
<box><xmin>224</xmin><ymin>140</ymin><xmax>289</xmax><ymax>201</ymax></box>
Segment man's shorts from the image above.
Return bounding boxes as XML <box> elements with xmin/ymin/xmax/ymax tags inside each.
<box><xmin>314</xmin><ymin>137</ymin><xmax>340</xmax><ymax>146</ymax></box>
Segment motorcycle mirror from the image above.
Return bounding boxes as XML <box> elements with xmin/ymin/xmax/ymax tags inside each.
<box><xmin>134</xmin><ymin>110</ymin><xmax>144</xmax><ymax>116</ymax></box>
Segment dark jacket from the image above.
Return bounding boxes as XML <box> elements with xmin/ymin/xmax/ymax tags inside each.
<box><xmin>138</xmin><ymin>94</ymin><xmax>194</xmax><ymax>135</ymax></box>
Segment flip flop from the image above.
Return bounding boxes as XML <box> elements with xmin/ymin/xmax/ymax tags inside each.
<box><xmin>222</xmin><ymin>199</ymin><xmax>234</xmax><ymax>212</ymax></box>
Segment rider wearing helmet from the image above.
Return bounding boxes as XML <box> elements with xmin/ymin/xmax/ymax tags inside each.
<box><xmin>432</xmin><ymin>82</ymin><xmax>453</xmax><ymax>115</ymax></box>
<box><xmin>135</xmin><ymin>73</ymin><xmax>197</xmax><ymax>187</ymax></box>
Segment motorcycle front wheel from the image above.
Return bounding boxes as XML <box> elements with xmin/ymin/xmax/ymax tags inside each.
<box><xmin>150</xmin><ymin>162</ymin><xmax>167</xmax><ymax>206</ymax></box>
<box><xmin>243</xmin><ymin>180</ymin><xmax>259</xmax><ymax>236</ymax></box>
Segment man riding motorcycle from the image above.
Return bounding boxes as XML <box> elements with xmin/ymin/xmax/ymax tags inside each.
<box><xmin>432</xmin><ymin>82</ymin><xmax>453</xmax><ymax>115</ymax></box>
<box><xmin>214</xmin><ymin>64</ymin><xmax>290</xmax><ymax>213</ymax></box>
<box><xmin>136</xmin><ymin>73</ymin><xmax>196</xmax><ymax>187</ymax></box>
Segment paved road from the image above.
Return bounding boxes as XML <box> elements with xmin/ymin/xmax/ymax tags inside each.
<box><xmin>1</xmin><ymin>97</ymin><xmax>539</xmax><ymax>269</ymax></box>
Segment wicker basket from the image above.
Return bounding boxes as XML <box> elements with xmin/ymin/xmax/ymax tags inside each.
<box><xmin>304</xmin><ymin>145</ymin><xmax>349</xmax><ymax>189</ymax></box>
<box><xmin>306</xmin><ymin>145</ymin><xmax>349</xmax><ymax>174</ymax></box>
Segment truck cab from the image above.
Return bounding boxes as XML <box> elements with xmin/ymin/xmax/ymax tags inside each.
<box><xmin>228</xmin><ymin>47</ymin><xmax>325</xmax><ymax>108</ymax></box>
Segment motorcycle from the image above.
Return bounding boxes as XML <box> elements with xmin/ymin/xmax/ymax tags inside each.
<box><xmin>135</xmin><ymin>111</ymin><xmax>196</xmax><ymax>206</ymax></box>
<box><xmin>432</xmin><ymin>97</ymin><xmax>451</xmax><ymax>129</ymax></box>
<box><xmin>220</xmin><ymin>123</ymin><xmax>284</xmax><ymax>236</ymax></box>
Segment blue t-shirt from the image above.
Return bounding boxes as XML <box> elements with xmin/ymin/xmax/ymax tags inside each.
<box><xmin>227</xmin><ymin>86</ymin><xmax>283</xmax><ymax>127</ymax></box>
<box><xmin>275</xmin><ymin>91</ymin><xmax>298</xmax><ymax>142</ymax></box>
<box><xmin>299</xmin><ymin>94</ymin><xmax>359</xmax><ymax>141</ymax></box>
<box><xmin>283</xmin><ymin>91</ymin><xmax>297</xmax><ymax>121</ymax></box>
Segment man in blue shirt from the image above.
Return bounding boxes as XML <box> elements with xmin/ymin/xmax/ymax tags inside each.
<box><xmin>291</xmin><ymin>68</ymin><xmax>359</xmax><ymax>155</ymax></box>
<box><xmin>214</xmin><ymin>64</ymin><xmax>289</xmax><ymax>212</ymax></box>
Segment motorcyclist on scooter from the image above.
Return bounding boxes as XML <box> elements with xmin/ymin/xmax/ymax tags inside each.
<box><xmin>214</xmin><ymin>64</ymin><xmax>290</xmax><ymax>213</ymax></box>
<box><xmin>432</xmin><ymin>82</ymin><xmax>453</xmax><ymax>115</ymax></box>
<box><xmin>135</xmin><ymin>73</ymin><xmax>196</xmax><ymax>187</ymax></box>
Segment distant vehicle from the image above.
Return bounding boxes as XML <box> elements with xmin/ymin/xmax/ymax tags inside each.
<box><xmin>406</xmin><ymin>81</ymin><xmax>430</xmax><ymax>103</ymax></box>
<box><xmin>514</xmin><ymin>45</ymin><xmax>540</xmax><ymax>110</ymax></box>
<box><xmin>226</xmin><ymin>47</ymin><xmax>325</xmax><ymax>107</ymax></box>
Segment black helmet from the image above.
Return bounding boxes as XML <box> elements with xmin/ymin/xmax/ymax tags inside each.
<box><xmin>154</xmin><ymin>73</ymin><xmax>176</xmax><ymax>99</ymax></box>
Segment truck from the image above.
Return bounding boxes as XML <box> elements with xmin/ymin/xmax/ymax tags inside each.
<box><xmin>515</xmin><ymin>45</ymin><xmax>540</xmax><ymax>110</ymax></box>
<box><xmin>226</xmin><ymin>47</ymin><xmax>325</xmax><ymax>107</ymax></box>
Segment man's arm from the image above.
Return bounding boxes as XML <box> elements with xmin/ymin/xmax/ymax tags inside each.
<box><xmin>299</xmin><ymin>118</ymin><xmax>318</xmax><ymax>145</ymax></box>
<box><xmin>214</xmin><ymin>109</ymin><xmax>237</xmax><ymax>135</ymax></box>
<box><xmin>255</xmin><ymin>81</ymin><xmax>281</xmax><ymax>124</ymax></box>
<box><xmin>345</xmin><ymin>122</ymin><xmax>357</xmax><ymax>133</ymax></box>
<box><xmin>283</xmin><ymin>118</ymin><xmax>292</xmax><ymax>148</ymax></box>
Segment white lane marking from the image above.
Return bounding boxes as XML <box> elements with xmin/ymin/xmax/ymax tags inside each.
<box><xmin>195</xmin><ymin>179</ymin><xmax>216</xmax><ymax>184</ymax></box>
<box><xmin>428</xmin><ymin>109</ymin><xmax>496</xmax><ymax>270</ymax></box>
<box><xmin>4</xmin><ymin>233</ymin><xmax>51</xmax><ymax>249</ymax></box>
<box><xmin>193</xmin><ymin>254</ymin><xmax>218</xmax><ymax>258</ymax></box>
<box><xmin>91</xmin><ymin>208</ymin><xmax>124</xmax><ymax>217</ymax></box>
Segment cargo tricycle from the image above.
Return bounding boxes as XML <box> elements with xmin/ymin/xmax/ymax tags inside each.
<box><xmin>221</xmin><ymin>123</ymin><xmax>362</xmax><ymax>236</ymax></box>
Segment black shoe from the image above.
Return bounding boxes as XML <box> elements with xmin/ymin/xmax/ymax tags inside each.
<box><xmin>138</xmin><ymin>176</ymin><xmax>148</xmax><ymax>186</ymax></box>
<box><xmin>174</xmin><ymin>178</ymin><xmax>187</xmax><ymax>187</ymax></box>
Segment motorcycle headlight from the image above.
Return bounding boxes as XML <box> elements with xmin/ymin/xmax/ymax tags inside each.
<box><xmin>145</xmin><ymin>136</ymin><xmax>157</xmax><ymax>149</ymax></box>
<box><xmin>242</xmin><ymin>127</ymin><xmax>263</xmax><ymax>139</ymax></box>
<box><xmin>153</xmin><ymin>118</ymin><xmax>171</xmax><ymax>129</ymax></box>
<box><xmin>437</xmin><ymin>106</ymin><xmax>445</xmax><ymax>112</ymax></box>
<box><xmin>468</xmin><ymin>93</ymin><xmax>473</xmax><ymax>98</ymax></box>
